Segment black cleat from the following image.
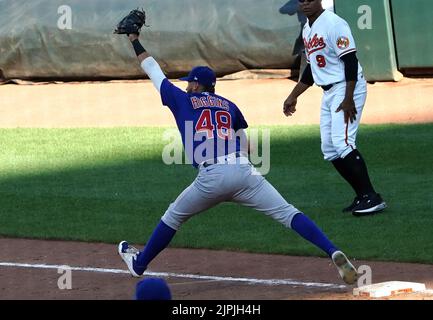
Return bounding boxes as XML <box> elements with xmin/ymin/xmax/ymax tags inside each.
<box><xmin>342</xmin><ymin>196</ymin><xmax>361</xmax><ymax>213</ymax></box>
<box><xmin>352</xmin><ymin>193</ymin><xmax>387</xmax><ymax>217</ymax></box>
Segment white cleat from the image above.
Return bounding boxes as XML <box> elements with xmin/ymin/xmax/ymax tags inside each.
<box><xmin>332</xmin><ymin>250</ymin><xmax>358</xmax><ymax>285</ymax></box>
<box><xmin>118</xmin><ymin>241</ymin><xmax>142</xmax><ymax>278</ymax></box>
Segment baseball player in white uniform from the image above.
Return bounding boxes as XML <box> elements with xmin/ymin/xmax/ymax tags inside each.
<box><xmin>117</xmin><ymin>29</ymin><xmax>358</xmax><ymax>286</ymax></box>
<box><xmin>283</xmin><ymin>0</ymin><xmax>386</xmax><ymax>216</ymax></box>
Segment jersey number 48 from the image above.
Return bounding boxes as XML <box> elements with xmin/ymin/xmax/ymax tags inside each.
<box><xmin>195</xmin><ymin>109</ymin><xmax>232</xmax><ymax>139</ymax></box>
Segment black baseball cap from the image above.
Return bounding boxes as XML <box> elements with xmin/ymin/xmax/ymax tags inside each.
<box><xmin>179</xmin><ymin>66</ymin><xmax>216</xmax><ymax>87</ymax></box>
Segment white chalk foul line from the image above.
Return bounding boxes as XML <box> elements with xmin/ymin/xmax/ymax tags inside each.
<box><xmin>0</xmin><ymin>262</ymin><xmax>346</xmax><ymax>290</ymax></box>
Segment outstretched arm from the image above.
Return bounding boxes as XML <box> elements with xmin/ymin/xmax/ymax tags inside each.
<box><xmin>128</xmin><ymin>34</ymin><xmax>150</xmax><ymax>62</ymax></box>
<box><xmin>127</xmin><ymin>34</ymin><xmax>166</xmax><ymax>93</ymax></box>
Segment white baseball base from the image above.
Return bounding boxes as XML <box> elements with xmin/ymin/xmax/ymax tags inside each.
<box><xmin>353</xmin><ymin>281</ymin><xmax>426</xmax><ymax>298</ymax></box>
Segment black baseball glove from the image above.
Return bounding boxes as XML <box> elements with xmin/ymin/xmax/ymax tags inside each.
<box><xmin>114</xmin><ymin>8</ymin><xmax>147</xmax><ymax>35</ymax></box>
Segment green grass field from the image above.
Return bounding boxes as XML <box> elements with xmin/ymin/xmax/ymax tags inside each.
<box><xmin>1</xmin><ymin>124</ymin><xmax>432</xmax><ymax>263</ymax></box>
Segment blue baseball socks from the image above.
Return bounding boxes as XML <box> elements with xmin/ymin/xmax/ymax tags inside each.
<box><xmin>134</xmin><ymin>220</ymin><xmax>177</xmax><ymax>274</ymax></box>
<box><xmin>290</xmin><ymin>212</ymin><xmax>338</xmax><ymax>257</ymax></box>
<box><xmin>134</xmin><ymin>214</ymin><xmax>338</xmax><ymax>274</ymax></box>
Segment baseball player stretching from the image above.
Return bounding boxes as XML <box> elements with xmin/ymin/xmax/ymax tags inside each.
<box><xmin>283</xmin><ymin>0</ymin><xmax>387</xmax><ymax>216</ymax></box>
<box><xmin>118</xmin><ymin>33</ymin><xmax>358</xmax><ymax>285</ymax></box>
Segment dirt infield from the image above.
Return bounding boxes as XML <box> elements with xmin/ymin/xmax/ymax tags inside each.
<box><xmin>1</xmin><ymin>238</ymin><xmax>433</xmax><ymax>300</ymax></box>
<box><xmin>1</xmin><ymin>77</ymin><xmax>433</xmax><ymax>127</ymax></box>
<box><xmin>1</xmin><ymin>78</ymin><xmax>433</xmax><ymax>300</ymax></box>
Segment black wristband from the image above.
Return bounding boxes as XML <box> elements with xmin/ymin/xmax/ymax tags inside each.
<box><xmin>132</xmin><ymin>39</ymin><xmax>147</xmax><ymax>56</ymax></box>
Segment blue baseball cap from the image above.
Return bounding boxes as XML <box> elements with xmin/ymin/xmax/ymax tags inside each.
<box><xmin>135</xmin><ymin>278</ymin><xmax>172</xmax><ymax>300</ymax></box>
<box><xmin>179</xmin><ymin>66</ymin><xmax>216</xmax><ymax>87</ymax></box>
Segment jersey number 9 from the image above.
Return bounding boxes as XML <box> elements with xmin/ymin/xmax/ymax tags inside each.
<box><xmin>316</xmin><ymin>55</ymin><xmax>327</xmax><ymax>68</ymax></box>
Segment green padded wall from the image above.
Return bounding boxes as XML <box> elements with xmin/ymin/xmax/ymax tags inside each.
<box><xmin>391</xmin><ymin>0</ymin><xmax>433</xmax><ymax>69</ymax></box>
<box><xmin>335</xmin><ymin>0</ymin><xmax>402</xmax><ymax>81</ymax></box>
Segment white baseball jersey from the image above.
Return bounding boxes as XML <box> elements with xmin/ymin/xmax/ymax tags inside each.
<box><xmin>303</xmin><ymin>10</ymin><xmax>363</xmax><ymax>86</ymax></box>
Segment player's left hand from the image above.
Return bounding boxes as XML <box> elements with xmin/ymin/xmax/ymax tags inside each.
<box><xmin>336</xmin><ymin>98</ymin><xmax>357</xmax><ymax>124</ymax></box>
<box><xmin>128</xmin><ymin>33</ymin><xmax>139</xmax><ymax>42</ymax></box>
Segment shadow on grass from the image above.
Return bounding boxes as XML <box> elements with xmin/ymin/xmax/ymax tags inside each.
<box><xmin>0</xmin><ymin>124</ymin><xmax>432</xmax><ymax>263</ymax></box>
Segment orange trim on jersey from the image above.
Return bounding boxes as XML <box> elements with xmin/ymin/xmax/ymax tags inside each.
<box><xmin>345</xmin><ymin>121</ymin><xmax>349</xmax><ymax>146</ymax></box>
<box><xmin>338</xmin><ymin>48</ymin><xmax>357</xmax><ymax>58</ymax></box>
<box><xmin>344</xmin><ymin>122</ymin><xmax>354</xmax><ymax>150</ymax></box>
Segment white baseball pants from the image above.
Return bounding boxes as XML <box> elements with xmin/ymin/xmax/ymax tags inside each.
<box><xmin>320</xmin><ymin>79</ymin><xmax>367</xmax><ymax>161</ymax></box>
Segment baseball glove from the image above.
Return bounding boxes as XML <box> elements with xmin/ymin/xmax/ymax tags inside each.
<box><xmin>114</xmin><ymin>8</ymin><xmax>147</xmax><ymax>35</ymax></box>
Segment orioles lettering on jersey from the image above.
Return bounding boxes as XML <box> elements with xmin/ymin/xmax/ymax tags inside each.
<box><xmin>304</xmin><ymin>33</ymin><xmax>326</xmax><ymax>55</ymax></box>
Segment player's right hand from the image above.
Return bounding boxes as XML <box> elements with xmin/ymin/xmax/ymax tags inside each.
<box><xmin>283</xmin><ymin>96</ymin><xmax>297</xmax><ymax>117</ymax></box>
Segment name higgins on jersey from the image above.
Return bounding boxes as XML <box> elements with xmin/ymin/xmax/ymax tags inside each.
<box><xmin>190</xmin><ymin>94</ymin><xmax>230</xmax><ymax>111</ymax></box>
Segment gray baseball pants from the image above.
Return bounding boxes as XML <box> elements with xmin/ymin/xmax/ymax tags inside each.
<box><xmin>161</xmin><ymin>160</ymin><xmax>300</xmax><ymax>231</ymax></box>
